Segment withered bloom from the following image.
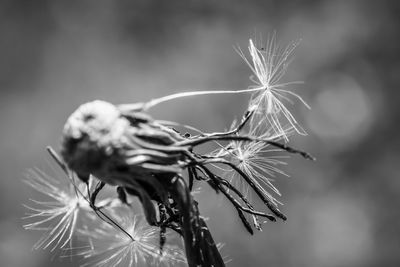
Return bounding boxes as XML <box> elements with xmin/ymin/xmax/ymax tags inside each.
<box><xmin>60</xmin><ymin>100</ymin><xmax>313</xmax><ymax>267</ymax></box>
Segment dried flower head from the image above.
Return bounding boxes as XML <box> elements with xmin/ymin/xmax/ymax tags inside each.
<box><xmin>24</xmin><ymin>35</ymin><xmax>314</xmax><ymax>267</ymax></box>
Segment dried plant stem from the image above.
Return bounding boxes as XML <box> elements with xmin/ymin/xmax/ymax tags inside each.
<box><xmin>118</xmin><ymin>87</ymin><xmax>264</xmax><ymax>112</ymax></box>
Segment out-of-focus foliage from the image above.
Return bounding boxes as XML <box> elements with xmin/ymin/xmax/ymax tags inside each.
<box><xmin>1</xmin><ymin>0</ymin><xmax>399</xmax><ymax>266</ymax></box>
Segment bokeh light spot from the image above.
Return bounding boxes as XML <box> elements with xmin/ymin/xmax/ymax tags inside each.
<box><xmin>307</xmin><ymin>74</ymin><xmax>372</xmax><ymax>151</ymax></box>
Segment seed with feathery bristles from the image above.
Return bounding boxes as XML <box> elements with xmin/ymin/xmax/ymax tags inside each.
<box><xmin>23</xmin><ymin>168</ymin><xmax>91</xmax><ymax>252</ymax></box>
<box><xmin>80</xmin><ymin>211</ymin><xmax>186</xmax><ymax>267</ymax></box>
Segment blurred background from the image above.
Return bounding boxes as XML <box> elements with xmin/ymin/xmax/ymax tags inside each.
<box><xmin>1</xmin><ymin>0</ymin><xmax>399</xmax><ymax>266</ymax></box>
